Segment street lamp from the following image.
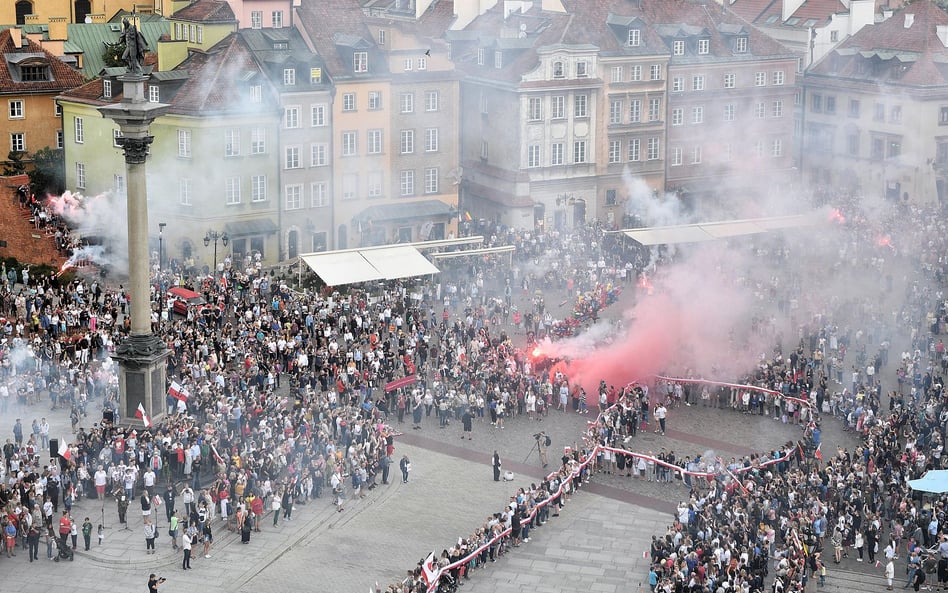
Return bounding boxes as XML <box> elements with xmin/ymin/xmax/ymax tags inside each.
<box><xmin>158</xmin><ymin>222</ymin><xmax>166</xmax><ymax>272</ymax></box>
<box><xmin>203</xmin><ymin>229</ymin><xmax>228</xmax><ymax>278</ymax></box>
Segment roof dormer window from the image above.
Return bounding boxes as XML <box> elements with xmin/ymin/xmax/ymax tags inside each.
<box><xmin>673</xmin><ymin>40</ymin><xmax>685</xmax><ymax>55</ymax></box>
<box><xmin>698</xmin><ymin>38</ymin><xmax>710</xmax><ymax>54</ymax></box>
<box><xmin>19</xmin><ymin>63</ymin><xmax>50</xmax><ymax>82</ymax></box>
<box><xmin>628</xmin><ymin>29</ymin><xmax>640</xmax><ymax>47</ymax></box>
<box><xmin>735</xmin><ymin>36</ymin><xmax>748</xmax><ymax>53</ymax></box>
<box><xmin>552</xmin><ymin>60</ymin><xmax>564</xmax><ymax>78</ymax></box>
<box><xmin>103</xmin><ymin>79</ymin><xmax>112</xmax><ymax>98</ymax></box>
<box><xmin>354</xmin><ymin>51</ymin><xmax>368</xmax><ymax>73</ymax></box>
<box><xmin>576</xmin><ymin>61</ymin><xmax>588</xmax><ymax>78</ymax></box>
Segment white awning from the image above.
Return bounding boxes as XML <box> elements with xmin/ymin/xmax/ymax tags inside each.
<box><xmin>619</xmin><ymin>214</ymin><xmax>818</xmax><ymax>246</ymax></box>
<box><xmin>361</xmin><ymin>245</ymin><xmax>440</xmax><ymax>280</ymax></box>
<box><xmin>300</xmin><ymin>252</ymin><xmax>383</xmax><ymax>286</ymax></box>
<box><xmin>429</xmin><ymin>246</ymin><xmax>516</xmax><ymax>260</ymax></box>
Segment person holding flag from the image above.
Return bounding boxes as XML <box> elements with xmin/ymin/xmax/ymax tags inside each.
<box><xmin>135</xmin><ymin>402</ymin><xmax>151</xmax><ymax>428</ymax></box>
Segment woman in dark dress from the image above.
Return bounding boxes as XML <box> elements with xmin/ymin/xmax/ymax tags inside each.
<box><xmin>238</xmin><ymin>507</ymin><xmax>251</xmax><ymax>544</ymax></box>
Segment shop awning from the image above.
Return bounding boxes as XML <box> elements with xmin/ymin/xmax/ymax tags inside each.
<box><xmin>617</xmin><ymin>214</ymin><xmax>817</xmax><ymax>246</ymax></box>
<box><xmin>224</xmin><ymin>218</ymin><xmax>279</xmax><ymax>237</ymax></box>
<box><xmin>352</xmin><ymin>199</ymin><xmax>455</xmax><ymax>223</ymax></box>
<box><xmin>300</xmin><ymin>245</ymin><xmax>440</xmax><ymax>286</ymax></box>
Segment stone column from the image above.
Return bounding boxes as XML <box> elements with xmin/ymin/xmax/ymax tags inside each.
<box><xmin>99</xmin><ymin>74</ymin><xmax>170</xmax><ymax>428</ymax></box>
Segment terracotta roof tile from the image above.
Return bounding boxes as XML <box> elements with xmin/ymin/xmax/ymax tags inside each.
<box><xmin>0</xmin><ymin>29</ymin><xmax>84</xmax><ymax>94</ymax></box>
<box><xmin>172</xmin><ymin>0</ymin><xmax>237</xmax><ymax>23</ymax></box>
<box><xmin>296</xmin><ymin>0</ymin><xmax>386</xmax><ymax>78</ymax></box>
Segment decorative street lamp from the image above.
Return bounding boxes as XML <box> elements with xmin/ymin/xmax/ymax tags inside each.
<box><xmin>203</xmin><ymin>230</ymin><xmax>228</xmax><ymax>277</ymax></box>
<box><xmin>158</xmin><ymin>222</ymin><xmax>166</xmax><ymax>272</ymax></box>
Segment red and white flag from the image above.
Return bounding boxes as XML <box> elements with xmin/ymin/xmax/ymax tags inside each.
<box><xmin>814</xmin><ymin>443</ymin><xmax>823</xmax><ymax>461</ymax></box>
<box><xmin>168</xmin><ymin>381</ymin><xmax>189</xmax><ymax>402</ymax></box>
<box><xmin>59</xmin><ymin>439</ymin><xmax>71</xmax><ymax>461</ymax></box>
<box><xmin>421</xmin><ymin>551</ymin><xmax>438</xmax><ymax>587</ymax></box>
<box><xmin>135</xmin><ymin>402</ymin><xmax>151</xmax><ymax>427</ymax></box>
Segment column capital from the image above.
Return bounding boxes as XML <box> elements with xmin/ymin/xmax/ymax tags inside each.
<box><xmin>116</xmin><ymin>135</ymin><xmax>154</xmax><ymax>165</ymax></box>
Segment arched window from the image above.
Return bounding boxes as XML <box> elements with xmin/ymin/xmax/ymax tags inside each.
<box><xmin>552</xmin><ymin>61</ymin><xmax>565</xmax><ymax>79</ymax></box>
<box><xmin>15</xmin><ymin>1</ymin><xmax>32</xmax><ymax>25</ymax></box>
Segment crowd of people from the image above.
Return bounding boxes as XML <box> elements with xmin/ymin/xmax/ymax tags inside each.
<box><xmin>3</xmin><ymin>184</ymin><xmax>948</xmax><ymax>593</ymax></box>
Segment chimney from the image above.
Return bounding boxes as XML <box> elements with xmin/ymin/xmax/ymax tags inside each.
<box><xmin>48</xmin><ymin>16</ymin><xmax>67</xmax><ymax>42</ymax></box>
<box><xmin>904</xmin><ymin>13</ymin><xmax>914</xmax><ymax>28</ymax></box>
<box><xmin>8</xmin><ymin>27</ymin><xmax>22</xmax><ymax>48</ymax></box>
<box><xmin>938</xmin><ymin>25</ymin><xmax>948</xmax><ymax>48</ymax></box>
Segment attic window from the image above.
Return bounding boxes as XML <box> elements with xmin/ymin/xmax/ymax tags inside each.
<box><xmin>698</xmin><ymin>39</ymin><xmax>710</xmax><ymax>55</ymax></box>
<box><xmin>765</xmin><ymin>15</ymin><xmax>779</xmax><ymax>24</ymax></box>
<box><xmin>103</xmin><ymin>79</ymin><xmax>112</xmax><ymax>98</ymax></box>
<box><xmin>494</xmin><ymin>50</ymin><xmax>502</xmax><ymax>69</ymax></box>
<box><xmin>20</xmin><ymin>64</ymin><xmax>50</xmax><ymax>82</ymax></box>
<box><xmin>735</xmin><ymin>36</ymin><xmax>748</xmax><ymax>53</ymax></box>
<box><xmin>552</xmin><ymin>60</ymin><xmax>564</xmax><ymax>78</ymax></box>
<box><xmin>628</xmin><ymin>29</ymin><xmax>641</xmax><ymax>47</ymax></box>
<box><xmin>576</xmin><ymin>61</ymin><xmax>588</xmax><ymax>78</ymax></box>
<box><xmin>785</xmin><ymin>17</ymin><xmax>800</xmax><ymax>26</ymax></box>
<box><xmin>803</xmin><ymin>19</ymin><xmax>818</xmax><ymax>28</ymax></box>
<box><xmin>354</xmin><ymin>51</ymin><xmax>368</xmax><ymax>73</ymax></box>
<box><xmin>673</xmin><ymin>40</ymin><xmax>685</xmax><ymax>56</ymax></box>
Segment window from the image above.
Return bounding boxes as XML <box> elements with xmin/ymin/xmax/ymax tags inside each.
<box><xmin>628</xmin><ymin>29</ymin><xmax>641</xmax><ymax>46</ymax></box>
<box><xmin>342</xmin><ymin>131</ymin><xmax>357</xmax><ymax>156</ymax></box>
<box><xmin>418</xmin><ymin>57</ymin><xmax>427</xmax><ymax>71</ymax></box>
<box><xmin>576</xmin><ymin>61</ymin><xmax>588</xmax><ymax>78</ymax></box>
<box><xmin>825</xmin><ymin>96</ymin><xmax>836</xmax><ymax>115</ymax></box>
<box><xmin>671</xmin><ymin>147</ymin><xmax>682</xmax><ymax>166</ymax></box>
<box><xmin>424</xmin><ymin>168</ymin><xmax>439</xmax><ymax>194</ymax></box>
<box><xmin>251</xmin><ymin>128</ymin><xmax>266</xmax><ymax>154</ymax></box>
<box><xmin>606</xmin><ymin>190</ymin><xmax>618</xmax><ymax>206</ymax></box>
<box><xmin>252</xmin><ymin>176</ymin><xmax>267</xmax><ymax>202</ymax></box>
<box><xmin>755</xmin><ymin>72</ymin><xmax>766</xmax><ymax>86</ymax></box>
<box><xmin>75</xmin><ymin>163</ymin><xmax>85</xmax><ymax>189</ymax></box>
<box><xmin>188</xmin><ymin>24</ymin><xmax>196</xmax><ymax>42</ymax></box>
<box><xmin>10</xmin><ymin>133</ymin><xmax>24</xmax><ymax>152</ymax></box>
<box><xmin>368</xmin><ymin>91</ymin><xmax>382</xmax><ymax>111</ymax></box>
<box><xmin>611</xmin><ymin>66</ymin><xmax>623</xmax><ymax>82</ymax></box>
<box><xmin>888</xmin><ymin>138</ymin><xmax>901</xmax><ymax>159</ymax></box>
<box><xmin>404</xmin><ymin>58</ymin><xmax>413</xmax><ymax>72</ymax></box>
<box><xmin>272</xmin><ymin>10</ymin><xmax>283</xmax><ymax>28</ymax></box>
<box><xmin>723</xmin><ymin>144</ymin><xmax>733</xmax><ymax>161</ymax></box>
<box><xmin>673</xmin><ymin>40</ymin><xmax>685</xmax><ymax>56</ymax></box>
<box><xmin>285</xmin><ymin>184</ymin><xmax>302</xmax><ymax>210</ymax></box>
<box><xmin>574</xmin><ymin>94</ymin><xmax>588</xmax><ymax>117</ymax></box>
<box><xmin>148</xmin><ymin>85</ymin><xmax>159</xmax><ymax>103</ymax></box>
<box><xmin>771</xmin><ymin>139</ymin><xmax>783</xmax><ymax>157</ymax></box>
<box><xmin>250</xmin><ymin>85</ymin><xmax>262</xmax><ymax>103</ymax></box>
<box><xmin>648</xmin><ymin>98</ymin><xmax>661</xmax><ymax>122</ymax></box>
<box><xmin>754</xmin><ymin>141</ymin><xmax>765</xmax><ymax>158</ymax></box>
<box><xmin>425</xmin><ymin>90</ymin><xmax>439</xmax><ymax>112</ymax></box>
<box><xmin>772</xmin><ymin>100</ymin><xmax>783</xmax><ymax>117</ymax></box>
<box><xmin>649</xmin><ymin>64</ymin><xmax>662</xmax><ymax>80</ymax></box>
<box><xmin>551</xmin><ymin>96</ymin><xmax>565</xmax><ymax>119</ymax></box>
<box><xmin>400</xmin><ymin>92</ymin><xmax>414</xmax><ymax>113</ymax></box>
<box><xmin>342</xmin><ymin>93</ymin><xmax>356</xmax><ymax>112</ymax></box>
<box><xmin>367</xmin><ymin>172</ymin><xmax>382</xmax><ymax>198</ymax></box>
<box><xmin>890</xmin><ymin>105</ymin><xmax>902</xmax><ymax>124</ymax></box>
<box><xmin>773</xmin><ymin>71</ymin><xmax>785</xmax><ymax>85</ymax></box>
<box><xmin>354</xmin><ymin>52</ymin><xmax>368</xmax><ymax>73</ymax></box>
<box><xmin>830</xmin><ymin>30</ymin><xmax>839</xmax><ymax>42</ymax></box>
<box><xmin>755</xmin><ymin>102</ymin><xmax>765</xmax><ymax>119</ymax></box>
<box><xmin>283</xmin><ymin>69</ymin><xmax>296</xmax><ymax>86</ymax></box>
<box><xmin>610</xmin><ymin>100</ymin><xmax>622</xmax><ymax>124</ymax></box>
<box><xmin>285</xmin><ymin>146</ymin><xmax>301</xmax><ymax>168</ymax></box>
<box><xmin>177</xmin><ymin>129</ymin><xmax>190</xmax><ymax>157</ymax></box>
<box><xmin>553</xmin><ymin>61</ymin><xmax>565</xmax><ymax>78</ymax></box>
<box><xmin>103</xmin><ymin>79</ymin><xmax>112</xmax><ymax>98</ymax></box>
<box><xmin>310</xmin><ymin>68</ymin><xmax>322</xmax><ymax>84</ymax></box>
<box><xmin>74</xmin><ymin>117</ymin><xmax>83</xmax><ymax>143</ymax></box>
<box><xmin>698</xmin><ymin>39</ymin><xmax>710</xmax><ymax>55</ymax></box>
<box><xmin>196</xmin><ymin>26</ymin><xmax>203</xmax><ymax>43</ymax></box>
<box><xmin>55</xmin><ymin>103</ymin><xmax>62</xmax><ymax>117</ymax></box>
<box><xmin>378</xmin><ymin>29</ymin><xmax>386</xmax><ymax>46</ymax></box>
<box><xmin>849</xmin><ymin>99</ymin><xmax>861</xmax><ymax>118</ymax></box>
<box><xmin>874</xmin><ymin>103</ymin><xmax>885</xmax><ymax>121</ymax></box>
<box><xmin>112</xmin><ymin>129</ymin><xmax>123</xmax><ymax>147</ymax></box>
<box><xmin>400</xmin><ymin>170</ymin><xmax>415</xmax><ymax>196</ymax></box>
<box><xmin>628</xmin><ymin>138</ymin><xmax>640</xmax><ymax>161</ymax></box>
<box><xmin>736</xmin><ymin>36</ymin><xmax>748</xmax><ymax>53</ymax></box>
<box><xmin>251</xmin><ymin>11</ymin><xmax>262</xmax><ymax>29</ymax></box>
<box><xmin>672</xmin><ymin>77</ymin><xmax>684</xmax><ymax>92</ymax></box>
<box><xmin>647</xmin><ymin>137</ymin><xmax>660</xmax><ymax>160</ymax></box>
<box><xmin>56</xmin><ymin>130</ymin><xmax>63</xmax><ymax>149</ymax></box>
<box><xmin>528</xmin><ymin>144</ymin><xmax>541</xmax><ymax>167</ymax></box>
<box><xmin>724</xmin><ymin>73</ymin><xmax>735</xmax><ymax>89</ymax></box>
<box><xmin>224</xmin><ymin>129</ymin><xmax>240</xmax><ymax>157</ymax></box>
<box><xmin>724</xmin><ymin>104</ymin><xmax>735</xmax><ymax>122</ymax></box>
<box><xmin>608</xmin><ymin>140</ymin><xmax>621</xmax><ymax>163</ymax></box>
<box><xmin>551</xmin><ymin>142</ymin><xmax>564</xmax><ymax>165</ymax></box>
<box><xmin>630</xmin><ymin>65</ymin><xmax>642</xmax><ymax>81</ymax></box>
<box><xmin>284</xmin><ymin>106</ymin><xmax>300</xmax><ymax>128</ymax></box>
<box><xmin>225</xmin><ymin>177</ymin><xmax>240</xmax><ymax>204</ymax></box>
<box><xmin>179</xmin><ymin>178</ymin><xmax>192</xmax><ymax>206</ymax></box>
<box><xmin>671</xmin><ymin>108</ymin><xmax>683</xmax><ymax>126</ymax></box>
<box><xmin>400</xmin><ymin>130</ymin><xmax>414</xmax><ymax>154</ymax></box>
<box><xmin>692</xmin><ymin>75</ymin><xmax>704</xmax><ymax>91</ymax></box>
<box><xmin>479</xmin><ymin>92</ymin><xmax>488</xmax><ymax>114</ymax></box>
<box><xmin>692</xmin><ymin>145</ymin><xmax>702</xmax><ymax>164</ymax></box>
<box><xmin>311</xmin><ymin>182</ymin><xmax>328</xmax><ymax>207</ymax></box>
<box><xmin>629</xmin><ymin>99</ymin><xmax>641</xmax><ymax>123</ymax></box>
<box><xmin>311</xmin><ymin>104</ymin><xmax>326</xmax><ymax>127</ymax></box>
<box><xmin>310</xmin><ymin>143</ymin><xmax>328</xmax><ymax>167</ymax></box>
<box><xmin>847</xmin><ymin>133</ymin><xmax>859</xmax><ymax>156</ymax></box>
<box><xmin>573</xmin><ymin>140</ymin><xmax>587</xmax><ymax>163</ymax></box>
<box><xmin>424</xmin><ymin>128</ymin><xmax>439</xmax><ymax>152</ymax></box>
<box><xmin>477</xmin><ymin>48</ymin><xmax>485</xmax><ymax>66</ymax></box>
<box><xmin>812</xmin><ymin>94</ymin><xmax>822</xmax><ymax>113</ymax></box>
<box><xmin>871</xmin><ymin>136</ymin><xmax>885</xmax><ymax>160</ymax></box>
<box><xmin>529</xmin><ymin>97</ymin><xmax>543</xmax><ymax>121</ymax></box>
<box><xmin>494</xmin><ymin>51</ymin><xmax>503</xmax><ymax>69</ymax></box>
<box><xmin>692</xmin><ymin>106</ymin><xmax>703</xmax><ymax>124</ymax></box>
<box><xmin>480</xmin><ymin>140</ymin><xmax>488</xmax><ymax>160</ymax></box>
<box><xmin>343</xmin><ymin>174</ymin><xmax>357</xmax><ymax>200</ymax></box>
<box><xmin>367</xmin><ymin>129</ymin><xmax>383</xmax><ymax>154</ymax></box>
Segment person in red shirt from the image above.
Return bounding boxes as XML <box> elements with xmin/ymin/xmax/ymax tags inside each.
<box><xmin>58</xmin><ymin>511</ymin><xmax>71</xmax><ymax>550</ymax></box>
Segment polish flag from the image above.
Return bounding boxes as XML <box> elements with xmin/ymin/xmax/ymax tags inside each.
<box><xmin>814</xmin><ymin>443</ymin><xmax>823</xmax><ymax>462</ymax></box>
<box><xmin>420</xmin><ymin>551</ymin><xmax>438</xmax><ymax>587</ymax></box>
<box><xmin>59</xmin><ymin>439</ymin><xmax>71</xmax><ymax>461</ymax></box>
<box><xmin>135</xmin><ymin>403</ymin><xmax>151</xmax><ymax>427</ymax></box>
<box><xmin>168</xmin><ymin>381</ymin><xmax>189</xmax><ymax>402</ymax></box>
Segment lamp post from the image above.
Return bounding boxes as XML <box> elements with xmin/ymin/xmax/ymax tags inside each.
<box><xmin>203</xmin><ymin>230</ymin><xmax>228</xmax><ymax>278</ymax></box>
<box><xmin>158</xmin><ymin>222</ymin><xmax>166</xmax><ymax>272</ymax></box>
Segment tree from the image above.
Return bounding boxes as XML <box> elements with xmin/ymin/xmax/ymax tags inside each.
<box><xmin>103</xmin><ymin>40</ymin><xmax>126</xmax><ymax>68</ymax></box>
<box><xmin>2</xmin><ymin>151</ymin><xmax>25</xmax><ymax>176</ymax></box>
<box><xmin>28</xmin><ymin>147</ymin><xmax>65</xmax><ymax>196</ymax></box>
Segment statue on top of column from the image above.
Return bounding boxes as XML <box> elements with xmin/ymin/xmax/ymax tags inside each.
<box><xmin>121</xmin><ymin>18</ymin><xmax>148</xmax><ymax>76</ymax></box>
